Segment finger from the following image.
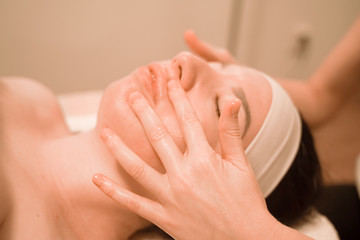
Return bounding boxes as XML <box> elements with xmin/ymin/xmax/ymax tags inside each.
<box><xmin>218</xmin><ymin>99</ymin><xmax>247</xmax><ymax>165</ymax></box>
<box><xmin>148</xmin><ymin>63</ymin><xmax>185</xmax><ymax>151</ymax></box>
<box><xmin>92</xmin><ymin>174</ymin><xmax>165</xmax><ymax>226</ymax></box>
<box><xmin>184</xmin><ymin>30</ymin><xmax>237</xmax><ymax>64</ymax></box>
<box><xmin>128</xmin><ymin>91</ymin><xmax>183</xmax><ymax>169</ymax></box>
<box><xmin>167</xmin><ymin>80</ymin><xmax>209</xmax><ymax>152</ymax></box>
<box><xmin>101</xmin><ymin>128</ymin><xmax>165</xmax><ymax>196</ymax></box>
<box><xmin>184</xmin><ymin>30</ymin><xmax>219</xmax><ymax>62</ymax></box>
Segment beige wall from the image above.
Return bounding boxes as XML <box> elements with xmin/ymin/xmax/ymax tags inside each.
<box><xmin>1</xmin><ymin>1</ymin><xmax>359</xmax><ymax>93</ymax></box>
<box><xmin>235</xmin><ymin>0</ymin><xmax>360</xmax><ymax>79</ymax></box>
<box><xmin>0</xmin><ymin>0</ymin><xmax>232</xmax><ymax>93</ymax></box>
<box><xmin>233</xmin><ymin>1</ymin><xmax>360</xmax><ymax>184</ymax></box>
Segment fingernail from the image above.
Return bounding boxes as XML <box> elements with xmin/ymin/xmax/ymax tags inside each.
<box><xmin>93</xmin><ymin>174</ymin><xmax>104</xmax><ymax>186</ymax></box>
<box><xmin>128</xmin><ymin>91</ymin><xmax>142</xmax><ymax>105</ymax></box>
<box><xmin>231</xmin><ymin>99</ymin><xmax>241</xmax><ymax>119</ymax></box>
<box><xmin>167</xmin><ymin>80</ymin><xmax>179</xmax><ymax>91</ymax></box>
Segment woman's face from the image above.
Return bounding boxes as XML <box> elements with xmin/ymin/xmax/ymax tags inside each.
<box><xmin>97</xmin><ymin>52</ymin><xmax>271</xmax><ymax>171</ymax></box>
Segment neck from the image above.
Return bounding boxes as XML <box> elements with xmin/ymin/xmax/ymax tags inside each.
<box><xmin>43</xmin><ymin>130</ymin><xmax>150</xmax><ymax>239</ymax></box>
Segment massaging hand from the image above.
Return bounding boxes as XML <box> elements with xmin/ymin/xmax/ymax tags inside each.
<box><xmin>184</xmin><ymin>30</ymin><xmax>238</xmax><ymax>64</ymax></box>
<box><xmin>93</xmin><ymin>80</ymin><xmax>286</xmax><ymax>239</ymax></box>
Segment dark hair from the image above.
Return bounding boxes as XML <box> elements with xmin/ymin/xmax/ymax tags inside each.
<box><xmin>266</xmin><ymin>117</ymin><xmax>322</xmax><ymax>226</ymax></box>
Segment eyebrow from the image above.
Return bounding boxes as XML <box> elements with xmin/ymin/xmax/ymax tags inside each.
<box><xmin>232</xmin><ymin>87</ymin><xmax>251</xmax><ymax>137</ymax></box>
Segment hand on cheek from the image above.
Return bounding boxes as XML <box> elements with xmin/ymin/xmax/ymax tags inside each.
<box><xmin>92</xmin><ymin>80</ymin><xmax>293</xmax><ymax>239</ymax></box>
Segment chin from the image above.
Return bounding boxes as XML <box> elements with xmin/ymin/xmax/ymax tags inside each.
<box><xmin>96</xmin><ymin>78</ymin><xmax>165</xmax><ymax>172</ymax></box>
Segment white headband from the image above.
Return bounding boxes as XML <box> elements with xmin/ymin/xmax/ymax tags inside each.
<box><xmin>244</xmin><ymin>73</ymin><xmax>302</xmax><ymax>198</ymax></box>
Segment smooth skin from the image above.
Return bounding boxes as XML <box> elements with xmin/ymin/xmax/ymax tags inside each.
<box><xmin>185</xmin><ymin>17</ymin><xmax>360</xmax><ymax>184</ymax></box>
<box><xmin>185</xmin><ymin>18</ymin><xmax>360</xmax><ymax>130</ymax></box>
<box><xmin>93</xmin><ymin>79</ymin><xmax>312</xmax><ymax>239</ymax></box>
<box><xmin>93</xmin><ymin>16</ymin><xmax>360</xmax><ymax>239</ymax></box>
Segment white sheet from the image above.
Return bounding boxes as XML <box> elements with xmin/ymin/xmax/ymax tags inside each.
<box><xmin>294</xmin><ymin>211</ymin><xmax>339</xmax><ymax>240</ymax></box>
<box><xmin>58</xmin><ymin>90</ymin><xmax>102</xmax><ymax>132</ymax></box>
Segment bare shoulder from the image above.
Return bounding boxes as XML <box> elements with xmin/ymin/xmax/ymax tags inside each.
<box><xmin>0</xmin><ymin>78</ymin><xmax>14</xmax><ymax>232</ymax></box>
<box><xmin>0</xmin><ymin>77</ymin><xmax>68</xmax><ymax>235</ymax></box>
<box><xmin>0</xmin><ymin>76</ymin><xmax>57</xmax><ymax>103</ymax></box>
<box><xmin>0</xmin><ymin>76</ymin><xmax>70</xmax><ymax>136</ymax></box>
<box><xmin>0</xmin><ymin>86</ymin><xmax>11</xmax><ymax>234</ymax></box>
<box><xmin>0</xmin><ymin>167</ymin><xmax>11</xmax><ymax>236</ymax></box>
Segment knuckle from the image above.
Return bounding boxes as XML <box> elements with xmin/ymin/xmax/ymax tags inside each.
<box><xmin>187</xmin><ymin>152</ymin><xmax>215</xmax><ymax>173</ymax></box>
<box><xmin>148</xmin><ymin>125</ymin><xmax>168</xmax><ymax>142</ymax></box>
<box><xmin>193</xmin><ymin>159</ymin><xmax>208</xmax><ymax>171</ymax></box>
<box><xmin>222</xmin><ymin>127</ymin><xmax>242</xmax><ymax>138</ymax></box>
<box><xmin>124</xmin><ymin>197</ymin><xmax>140</xmax><ymax>213</ymax></box>
<box><xmin>129</xmin><ymin>164</ymin><xmax>145</xmax><ymax>181</ymax></box>
<box><xmin>107</xmin><ymin>187</ymin><xmax>116</xmax><ymax>198</ymax></box>
<box><xmin>222</xmin><ymin>153</ymin><xmax>238</xmax><ymax>162</ymax></box>
<box><xmin>194</xmin><ymin>153</ymin><xmax>215</xmax><ymax>169</ymax></box>
<box><xmin>181</xmin><ymin>111</ymin><xmax>198</xmax><ymax>126</ymax></box>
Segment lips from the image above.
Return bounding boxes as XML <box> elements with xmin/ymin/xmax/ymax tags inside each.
<box><xmin>134</xmin><ymin>66</ymin><xmax>155</xmax><ymax>107</ymax></box>
<box><xmin>148</xmin><ymin>63</ymin><xmax>168</xmax><ymax>105</ymax></box>
<box><xmin>135</xmin><ymin>61</ymin><xmax>183</xmax><ymax>108</ymax></box>
<box><xmin>134</xmin><ymin>52</ymin><xmax>202</xmax><ymax>105</ymax></box>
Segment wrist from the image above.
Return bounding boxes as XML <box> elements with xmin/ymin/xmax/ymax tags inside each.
<box><xmin>279</xmin><ymin>224</ymin><xmax>314</xmax><ymax>240</ymax></box>
<box><xmin>241</xmin><ymin>211</ymin><xmax>312</xmax><ymax>240</ymax></box>
<box><xmin>232</xmin><ymin>211</ymin><xmax>281</xmax><ymax>240</ymax></box>
<box><xmin>262</xmin><ymin>216</ymin><xmax>313</xmax><ymax>240</ymax></box>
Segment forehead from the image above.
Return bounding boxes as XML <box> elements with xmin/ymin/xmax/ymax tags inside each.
<box><xmin>209</xmin><ymin>62</ymin><xmax>272</xmax><ymax>99</ymax></box>
<box><xmin>210</xmin><ymin>62</ymin><xmax>266</xmax><ymax>80</ymax></box>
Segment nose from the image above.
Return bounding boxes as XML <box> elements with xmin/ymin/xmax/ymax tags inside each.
<box><xmin>171</xmin><ymin>51</ymin><xmax>216</xmax><ymax>91</ymax></box>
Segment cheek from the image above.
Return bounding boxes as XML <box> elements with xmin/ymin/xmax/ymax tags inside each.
<box><xmin>97</xmin><ymin>94</ymin><xmax>165</xmax><ymax>172</ymax></box>
<box><xmin>185</xmin><ymin>91</ymin><xmax>220</xmax><ymax>152</ymax></box>
<box><xmin>192</xmin><ymin>104</ymin><xmax>220</xmax><ymax>153</ymax></box>
<box><xmin>159</xmin><ymin>113</ymin><xmax>186</xmax><ymax>154</ymax></box>
<box><xmin>202</xmin><ymin>117</ymin><xmax>220</xmax><ymax>152</ymax></box>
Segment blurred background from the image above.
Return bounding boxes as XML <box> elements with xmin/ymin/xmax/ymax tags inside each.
<box><xmin>0</xmin><ymin>0</ymin><xmax>359</xmax><ymax>93</ymax></box>
<box><xmin>1</xmin><ymin>1</ymin><xmax>360</xmax><ymax>238</ymax></box>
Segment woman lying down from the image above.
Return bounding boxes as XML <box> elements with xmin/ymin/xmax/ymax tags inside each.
<box><xmin>0</xmin><ymin>52</ymin><xmax>338</xmax><ymax>239</ymax></box>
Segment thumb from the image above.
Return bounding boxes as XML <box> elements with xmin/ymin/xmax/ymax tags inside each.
<box><xmin>184</xmin><ymin>30</ymin><xmax>222</xmax><ymax>62</ymax></box>
<box><xmin>218</xmin><ymin>99</ymin><xmax>246</xmax><ymax>164</ymax></box>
